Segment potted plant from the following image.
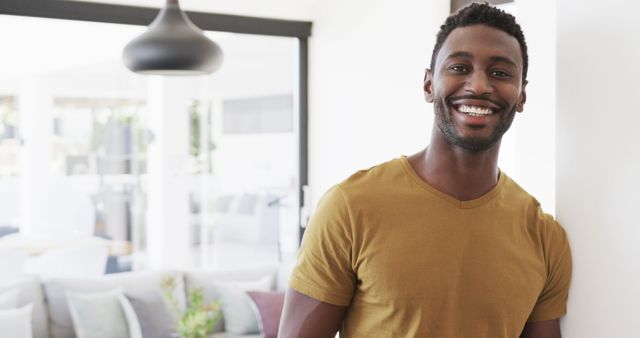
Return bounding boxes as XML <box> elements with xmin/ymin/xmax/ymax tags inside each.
<box><xmin>161</xmin><ymin>276</ymin><xmax>222</xmax><ymax>338</ymax></box>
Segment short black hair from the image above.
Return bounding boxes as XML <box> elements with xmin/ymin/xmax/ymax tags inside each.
<box><xmin>430</xmin><ymin>2</ymin><xmax>528</xmax><ymax>81</ymax></box>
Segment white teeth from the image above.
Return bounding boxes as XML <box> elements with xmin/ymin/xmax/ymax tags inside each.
<box><xmin>457</xmin><ymin>104</ymin><xmax>493</xmax><ymax>116</ymax></box>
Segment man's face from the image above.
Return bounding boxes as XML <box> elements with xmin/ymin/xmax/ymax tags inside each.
<box><xmin>424</xmin><ymin>24</ymin><xmax>527</xmax><ymax>152</ymax></box>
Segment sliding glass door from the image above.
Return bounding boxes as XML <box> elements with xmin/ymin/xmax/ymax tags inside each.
<box><xmin>0</xmin><ymin>5</ymin><xmax>308</xmax><ymax>272</ymax></box>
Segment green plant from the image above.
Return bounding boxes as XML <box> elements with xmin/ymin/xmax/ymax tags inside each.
<box><xmin>161</xmin><ymin>276</ymin><xmax>222</xmax><ymax>338</ymax></box>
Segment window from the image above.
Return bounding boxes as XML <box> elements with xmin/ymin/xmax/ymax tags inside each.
<box><xmin>0</xmin><ymin>3</ymin><xmax>310</xmax><ymax>272</ymax></box>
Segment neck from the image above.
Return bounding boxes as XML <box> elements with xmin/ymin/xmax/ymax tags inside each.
<box><xmin>408</xmin><ymin>127</ymin><xmax>501</xmax><ymax>201</ymax></box>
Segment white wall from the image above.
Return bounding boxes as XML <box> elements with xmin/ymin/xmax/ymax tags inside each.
<box><xmin>556</xmin><ymin>1</ymin><xmax>640</xmax><ymax>337</ymax></box>
<box><xmin>503</xmin><ymin>0</ymin><xmax>557</xmax><ymax>215</ymax></box>
<box><xmin>307</xmin><ymin>0</ymin><xmax>449</xmax><ymax>201</ymax></box>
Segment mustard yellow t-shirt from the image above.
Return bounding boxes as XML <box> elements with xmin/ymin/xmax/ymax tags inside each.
<box><xmin>290</xmin><ymin>157</ymin><xmax>572</xmax><ymax>337</ymax></box>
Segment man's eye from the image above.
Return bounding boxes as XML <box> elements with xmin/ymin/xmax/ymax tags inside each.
<box><xmin>449</xmin><ymin>65</ymin><xmax>469</xmax><ymax>73</ymax></box>
<box><xmin>491</xmin><ymin>70</ymin><xmax>511</xmax><ymax>78</ymax></box>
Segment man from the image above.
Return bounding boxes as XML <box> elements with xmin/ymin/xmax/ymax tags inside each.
<box><xmin>279</xmin><ymin>3</ymin><xmax>572</xmax><ymax>338</ymax></box>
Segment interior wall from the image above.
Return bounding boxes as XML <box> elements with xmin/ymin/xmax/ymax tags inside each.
<box><xmin>306</xmin><ymin>0</ymin><xmax>449</xmax><ymax>202</ymax></box>
<box><xmin>556</xmin><ymin>0</ymin><xmax>640</xmax><ymax>336</ymax></box>
<box><xmin>506</xmin><ymin>0</ymin><xmax>557</xmax><ymax>214</ymax></box>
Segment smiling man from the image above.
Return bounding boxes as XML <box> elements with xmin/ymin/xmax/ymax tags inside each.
<box><xmin>279</xmin><ymin>3</ymin><xmax>571</xmax><ymax>338</ymax></box>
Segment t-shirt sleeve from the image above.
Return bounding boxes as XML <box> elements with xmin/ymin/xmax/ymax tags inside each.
<box><xmin>289</xmin><ymin>185</ymin><xmax>356</xmax><ymax>306</ymax></box>
<box><xmin>527</xmin><ymin>219</ymin><xmax>573</xmax><ymax>322</ymax></box>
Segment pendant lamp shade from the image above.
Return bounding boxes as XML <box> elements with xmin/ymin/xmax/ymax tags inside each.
<box><xmin>123</xmin><ymin>0</ymin><xmax>223</xmax><ymax>75</ymax></box>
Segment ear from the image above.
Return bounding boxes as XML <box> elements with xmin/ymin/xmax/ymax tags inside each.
<box><xmin>424</xmin><ymin>68</ymin><xmax>434</xmax><ymax>103</ymax></box>
<box><xmin>517</xmin><ymin>80</ymin><xmax>528</xmax><ymax>112</ymax></box>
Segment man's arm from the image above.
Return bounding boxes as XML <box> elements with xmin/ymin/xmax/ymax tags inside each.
<box><xmin>278</xmin><ymin>288</ymin><xmax>348</xmax><ymax>338</ymax></box>
<box><xmin>520</xmin><ymin>319</ymin><xmax>561</xmax><ymax>338</ymax></box>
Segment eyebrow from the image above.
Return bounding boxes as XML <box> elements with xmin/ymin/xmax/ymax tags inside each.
<box><xmin>445</xmin><ymin>51</ymin><xmax>517</xmax><ymax>67</ymax></box>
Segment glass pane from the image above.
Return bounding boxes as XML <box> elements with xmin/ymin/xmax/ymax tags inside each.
<box><xmin>190</xmin><ymin>33</ymin><xmax>299</xmax><ymax>270</ymax></box>
<box><xmin>0</xmin><ymin>14</ymin><xmax>300</xmax><ymax>274</ymax></box>
<box><xmin>0</xmin><ymin>15</ymin><xmax>149</xmax><ymax>274</ymax></box>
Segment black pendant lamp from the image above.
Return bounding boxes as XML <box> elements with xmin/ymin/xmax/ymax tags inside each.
<box><xmin>123</xmin><ymin>0</ymin><xmax>223</xmax><ymax>75</ymax></box>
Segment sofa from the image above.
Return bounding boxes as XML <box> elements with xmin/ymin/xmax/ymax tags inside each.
<box><xmin>0</xmin><ymin>266</ymin><xmax>284</xmax><ymax>338</ymax></box>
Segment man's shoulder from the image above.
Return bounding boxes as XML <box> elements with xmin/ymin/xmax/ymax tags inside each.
<box><xmin>337</xmin><ymin>156</ymin><xmax>407</xmax><ymax>192</ymax></box>
<box><xmin>502</xmin><ymin>174</ymin><xmax>565</xmax><ymax>232</ymax></box>
<box><xmin>502</xmin><ymin>174</ymin><xmax>543</xmax><ymax>208</ymax></box>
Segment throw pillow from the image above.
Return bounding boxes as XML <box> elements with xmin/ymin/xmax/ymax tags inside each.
<box><xmin>247</xmin><ymin>291</ymin><xmax>285</xmax><ymax>338</ymax></box>
<box><xmin>0</xmin><ymin>288</ymin><xmax>20</xmax><ymax>309</ymax></box>
<box><xmin>44</xmin><ymin>270</ymin><xmax>185</xmax><ymax>338</ymax></box>
<box><xmin>0</xmin><ymin>303</ymin><xmax>33</xmax><ymax>338</ymax></box>
<box><xmin>66</xmin><ymin>289</ymin><xmax>130</xmax><ymax>338</ymax></box>
<box><xmin>215</xmin><ymin>274</ymin><xmax>273</xmax><ymax>335</ymax></box>
<box><xmin>0</xmin><ymin>275</ymin><xmax>48</xmax><ymax>338</ymax></box>
<box><xmin>183</xmin><ymin>267</ymin><xmax>278</xmax><ymax>333</ymax></box>
<box><xmin>125</xmin><ymin>290</ymin><xmax>176</xmax><ymax>338</ymax></box>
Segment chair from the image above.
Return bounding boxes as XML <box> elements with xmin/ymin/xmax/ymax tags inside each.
<box><xmin>0</xmin><ymin>248</ymin><xmax>29</xmax><ymax>285</ymax></box>
<box><xmin>27</xmin><ymin>245</ymin><xmax>109</xmax><ymax>280</ymax></box>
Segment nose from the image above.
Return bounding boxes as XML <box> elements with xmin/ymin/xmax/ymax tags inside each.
<box><xmin>464</xmin><ymin>71</ymin><xmax>494</xmax><ymax>96</ymax></box>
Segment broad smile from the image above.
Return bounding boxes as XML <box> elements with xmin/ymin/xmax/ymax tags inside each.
<box><xmin>456</xmin><ymin>104</ymin><xmax>494</xmax><ymax>116</ymax></box>
<box><xmin>448</xmin><ymin>99</ymin><xmax>503</xmax><ymax>125</ymax></box>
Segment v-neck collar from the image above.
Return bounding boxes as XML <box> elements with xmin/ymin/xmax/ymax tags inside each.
<box><xmin>399</xmin><ymin>155</ymin><xmax>505</xmax><ymax>209</ymax></box>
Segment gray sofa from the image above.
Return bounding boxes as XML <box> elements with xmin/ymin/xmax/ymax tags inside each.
<box><xmin>0</xmin><ymin>266</ymin><xmax>279</xmax><ymax>338</ymax></box>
